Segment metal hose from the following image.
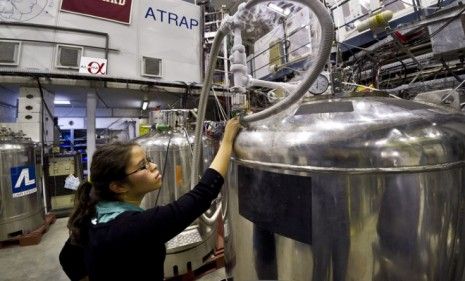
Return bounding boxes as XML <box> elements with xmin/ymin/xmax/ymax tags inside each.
<box><xmin>191</xmin><ymin>30</ymin><xmax>227</xmax><ymax>187</ymax></box>
<box><xmin>241</xmin><ymin>0</ymin><xmax>334</xmax><ymax>124</ymax></box>
<box><xmin>190</xmin><ymin>29</ymin><xmax>228</xmax><ymax>225</ymax></box>
<box><xmin>192</xmin><ymin>0</ymin><xmax>334</xmax><ymax>225</ymax></box>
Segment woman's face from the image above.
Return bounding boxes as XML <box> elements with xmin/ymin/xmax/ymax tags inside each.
<box><xmin>124</xmin><ymin>145</ymin><xmax>162</xmax><ymax>197</ymax></box>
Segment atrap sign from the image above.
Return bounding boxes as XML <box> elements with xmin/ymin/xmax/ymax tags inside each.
<box><xmin>144</xmin><ymin>8</ymin><xmax>199</xmax><ymax>30</ymax></box>
<box><xmin>61</xmin><ymin>0</ymin><xmax>132</xmax><ymax>24</ymax></box>
<box><xmin>79</xmin><ymin>57</ymin><xmax>107</xmax><ymax>75</ymax></box>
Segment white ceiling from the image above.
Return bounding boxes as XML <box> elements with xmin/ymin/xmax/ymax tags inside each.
<box><xmin>0</xmin><ymin>84</ymin><xmax>187</xmax><ymax>110</ymax></box>
<box><xmin>48</xmin><ymin>86</ymin><xmax>183</xmax><ymax>109</ymax></box>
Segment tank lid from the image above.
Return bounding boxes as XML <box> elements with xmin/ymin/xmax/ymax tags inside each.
<box><xmin>234</xmin><ymin>97</ymin><xmax>465</xmax><ymax>170</ymax></box>
<box><xmin>0</xmin><ymin>128</ymin><xmax>34</xmax><ymax>143</ymax></box>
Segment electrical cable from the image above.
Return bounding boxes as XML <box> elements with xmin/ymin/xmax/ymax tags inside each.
<box><xmin>36</xmin><ymin>79</ymin><xmax>49</xmax><ymax>154</ymax></box>
<box><xmin>95</xmin><ymin>89</ymin><xmax>110</xmax><ymax>108</ymax></box>
<box><xmin>211</xmin><ymin>88</ymin><xmax>228</xmax><ymax>121</ymax></box>
<box><xmin>441</xmin><ymin>58</ymin><xmax>464</xmax><ymax>83</ymax></box>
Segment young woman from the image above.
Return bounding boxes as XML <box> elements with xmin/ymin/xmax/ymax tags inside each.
<box><xmin>59</xmin><ymin>117</ymin><xmax>240</xmax><ymax>281</ymax></box>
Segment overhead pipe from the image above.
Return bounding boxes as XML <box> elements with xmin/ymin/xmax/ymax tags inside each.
<box><xmin>0</xmin><ymin>22</ymin><xmax>110</xmax><ymax>68</ymax></box>
<box><xmin>0</xmin><ymin>71</ymin><xmax>229</xmax><ymax>92</ymax></box>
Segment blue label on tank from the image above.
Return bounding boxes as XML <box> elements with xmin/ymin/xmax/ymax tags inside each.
<box><xmin>10</xmin><ymin>165</ymin><xmax>37</xmax><ymax>198</ymax></box>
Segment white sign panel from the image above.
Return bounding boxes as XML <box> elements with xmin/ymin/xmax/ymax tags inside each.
<box><xmin>139</xmin><ymin>0</ymin><xmax>201</xmax><ymax>82</ymax></box>
<box><xmin>79</xmin><ymin>56</ymin><xmax>107</xmax><ymax>75</ymax></box>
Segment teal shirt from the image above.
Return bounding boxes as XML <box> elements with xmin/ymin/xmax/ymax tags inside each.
<box><xmin>93</xmin><ymin>201</ymin><xmax>143</xmax><ymax>224</ymax></box>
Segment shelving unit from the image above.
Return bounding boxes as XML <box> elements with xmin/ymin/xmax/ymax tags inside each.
<box><xmin>59</xmin><ymin>129</ymin><xmax>72</xmax><ymax>151</ymax></box>
<box><xmin>59</xmin><ymin>129</ymin><xmax>87</xmax><ymax>177</ymax></box>
<box><xmin>59</xmin><ymin>128</ymin><xmax>126</xmax><ymax>178</ymax></box>
<box><xmin>73</xmin><ymin>129</ymin><xmax>88</xmax><ymax>173</ymax></box>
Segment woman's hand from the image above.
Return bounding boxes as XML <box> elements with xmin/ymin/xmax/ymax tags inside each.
<box><xmin>222</xmin><ymin>116</ymin><xmax>241</xmax><ymax>145</ymax></box>
<box><xmin>209</xmin><ymin>117</ymin><xmax>242</xmax><ymax>177</ymax></box>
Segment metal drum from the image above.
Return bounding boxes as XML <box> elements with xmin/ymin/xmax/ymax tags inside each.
<box><xmin>138</xmin><ymin>110</ymin><xmax>194</xmax><ymax>212</ymax></box>
<box><xmin>225</xmin><ymin>96</ymin><xmax>465</xmax><ymax>281</ymax></box>
<box><xmin>136</xmin><ymin>109</ymin><xmax>221</xmax><ymax>278</ymax></box>
<box><xmin>0</xmin><ymin>128</ymin><xmax>44</xmax><ymax>241</ymax></box>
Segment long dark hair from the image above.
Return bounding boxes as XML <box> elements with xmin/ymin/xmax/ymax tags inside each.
<box><xmin>68</xmin><ymin>142</ymin><xmax>139</xmax><ymax>245</ymax></box>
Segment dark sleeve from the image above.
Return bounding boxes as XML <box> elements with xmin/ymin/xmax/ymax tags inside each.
<box><xmin>114</xmin><ymin>168</ymin><xmax>224</xmax><ymax>242</ymax></box>
<box><xmin>59</xmin><ymin>238</ymin><xmax>87</xmax><ymax>281</ymax></box>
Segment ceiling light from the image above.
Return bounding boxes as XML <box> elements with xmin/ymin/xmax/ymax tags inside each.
<box><xmin>54</xmin><ymin>100</ymin><xmax>71</xmax><ymax>105</ymax></box>
<box><xmin>142</xmin><ymin>100</ymin><xmax>149</xmax><ymax>110</ymax></box>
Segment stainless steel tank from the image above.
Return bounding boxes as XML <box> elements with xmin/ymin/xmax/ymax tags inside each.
<box><xmin>138</xmin><ymin>110</ymin><xmax>194</xmax><ymax>211</ymax></box>
<box><xmin>136</xmin><ymin>109</ymin><xmax>221</xmax><ymax>278</ymax></box>
<box><xmin>0</xmin><ymin>127</ymin><xmax>45</xmax><ymax>241</ymax></box>
<box><xmin>225</xmin><ymin>96</ymin><xmax>465</xmax><ymax>281</ymax></box>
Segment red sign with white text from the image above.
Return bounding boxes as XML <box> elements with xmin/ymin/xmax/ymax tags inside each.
<box><xmin>61</xmin><ymin>0</ymin><xmax>132</xmax><ymax>24</ymax></box>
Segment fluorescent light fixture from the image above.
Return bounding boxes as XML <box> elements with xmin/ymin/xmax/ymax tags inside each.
<box><xmin>142</xmin><ymin>101</ymin><xmax>149</xmax><ymax>110</ymax></box>
<box><xmin>267</xmin><ymin>3</ymin><xmax>291</xmax><ymax>16</ymax></box>
<box><xmin>54</xmin><ymin>100</ymin><xmax>71</xmax><ymax>105</ymax></box>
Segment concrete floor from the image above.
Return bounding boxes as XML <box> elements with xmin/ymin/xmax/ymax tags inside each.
<box><xmin>0</xmin><ymin>217</ymin><xmax>226</xmax><ymax>281</ymax></box>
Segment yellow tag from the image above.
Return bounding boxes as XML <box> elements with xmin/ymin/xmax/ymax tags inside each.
<box><xmin>355</xmin><ymin>84</ymin><xmax>374</xmax><ymax>92</ymax></box>
<box><xmin>176</xmin><ymin>165</ymin><xmax>183</xmax><ymax>187</ymax></box>
<box><xmin>374</xmin><ymin>13</ymin><xmax>386</xmax><ymax>26</ymax></box>
<box><xmin>139</xmin><ymin>125</ymin><xmax>150</xmax><ymax>137</ymax></box>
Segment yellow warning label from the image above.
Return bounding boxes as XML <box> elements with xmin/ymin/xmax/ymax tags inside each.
<box><xmin>176</xmin><ymin>165</ymin><xmax>183</xmax><ymax>187</ymax></box>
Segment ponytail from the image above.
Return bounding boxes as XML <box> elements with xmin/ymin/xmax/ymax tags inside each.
<box><xmin>67</xmin><ymin>181</ymin><xmax>96</xmax><ymax>245</ymax></box>
<box><xmin>66</xmin><ymin>142</ymin><xmax>139</xmax><ymax>245</ymax></box>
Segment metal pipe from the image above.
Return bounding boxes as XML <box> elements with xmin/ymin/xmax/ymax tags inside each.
<box><xmin>86</xmin><ymin>92</ymin><xmax>97</xmax><ymax>176</ymax></box>
<box><xmin>282</xmin><ymin>18</ymin><xmax>289</xmax><ymax>64</ymax></box>
<box><xmin>0</xmin><ymin>37</ymin><xmax>119</xmax><ymax>52</ymax></box>
<box><xmin>0</xmin><ymin>21</ymin><xmax>108</xmax><ymax>36</ymax></box>
<box><xmin>0</xmin><ymin>71</ymin><xmax>229</xmax><ymax>92</ymax></box>
<box><xmin>248</xmin><ymin>78</ymin><xmax>297</xmax><ymax>93</ymax></box>
<box><xmin>1</xmin><ymin>21</ymin><xmax>110</xmax><ymax>70</ymax></box>
<box><xmin>387</xmin><ymin>74</ymin><xmax>465</xmax><ymax>93</ymax></box>
<box><xmin>200</xmin><ymin>4</ymin><xmax>206</xmax><ymax>81</ymax></box>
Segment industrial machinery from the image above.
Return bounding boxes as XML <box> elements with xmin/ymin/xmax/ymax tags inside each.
<box><xmin>44</xmin><ymin>152</ymin><xmax>83</xmax><ymax>217</ymax></box>
<box><xmin>0</xmin><ymin>127</ymin><xmax>45</xmax><ymax>241</ymax></box>
<box><xmin>191</xmin><ymin>0</ymin><xmax>465</xmax><ymax>280</ymax></box>
<box><xmin>136</xmin><ymin>109</ymin><xmax>222</xmax><ymax>278</ymax></box>
<box><xmin>332</xmin><ymin>0</ymin><xmax>465</xmax><ymax>100</ymax></box>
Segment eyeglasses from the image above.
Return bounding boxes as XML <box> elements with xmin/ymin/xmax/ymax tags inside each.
<box><xmin>125</xmin><ymin>157</ymin><xmax>153</xmax><ymax>177</ymax></box>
